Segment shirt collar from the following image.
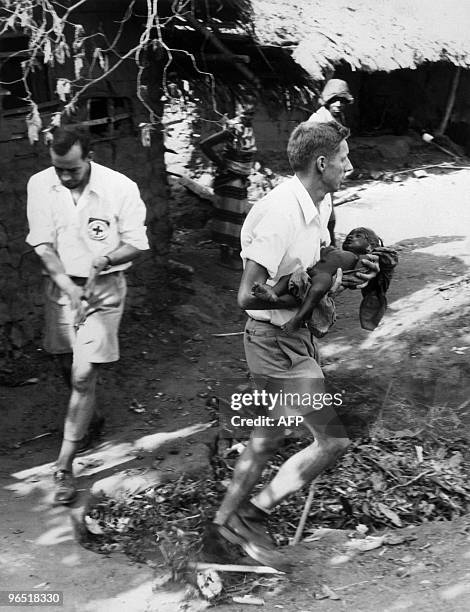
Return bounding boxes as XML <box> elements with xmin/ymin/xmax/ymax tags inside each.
<box><xmin>290</xmin><ymin>174</ymin><xmax>321</xmax><ymax>224</ymax></box>
<box><xmin>51</xmin><ymin>161</ymin><xmax>102</xmax><ymax>196</ymax></box>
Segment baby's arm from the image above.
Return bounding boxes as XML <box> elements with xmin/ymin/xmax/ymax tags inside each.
<box><xmin>252</xmin><ymin>275</ymin><xmax>290</xmax><ymax>303</ymax></box>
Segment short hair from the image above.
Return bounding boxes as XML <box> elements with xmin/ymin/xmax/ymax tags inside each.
<box><xmin>49</xmin><ymin>126</ymin><xmax>91</xmax><ymax>158</ymax></box>
<box><xmin>348</xmin><ymin>227</ymin><xmax>383</xmax><ymax>248</ymax></box>
<box><xmin>287</xmin><ymin>121</ymin><xmax>350</xmax><ymax>172</ymax></box>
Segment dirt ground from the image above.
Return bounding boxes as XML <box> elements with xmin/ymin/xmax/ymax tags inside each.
<box><xmin>1</xmin><ymin>164</ymin><xmax>470</xmax><ymax>611</ymax></box>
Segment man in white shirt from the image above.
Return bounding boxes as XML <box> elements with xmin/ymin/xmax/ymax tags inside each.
<box><xmin>211</xmin><ymin>121</ymin><xmax>378</xmax><ymax>570</ymax></box>
<box><xmin>26</xmin><ymin>126</ymin><xmax>149</xmax><ymax>504</ymax></box>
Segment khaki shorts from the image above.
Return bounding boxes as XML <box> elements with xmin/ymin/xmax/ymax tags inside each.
<box><xmin>244</xmin><ymin>317</ymin><xmax>325</xmax><ymax>417</ymax></box>
<box><xmin>43</xmin><ymin>273</ymin><xmax>127</xmax><ymax>363</ymax></box>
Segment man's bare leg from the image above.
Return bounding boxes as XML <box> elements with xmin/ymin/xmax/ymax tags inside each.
<box><xmin>251</xmin><ymin>410</ymin><xmax>350</xmax><ymax>512</ymax></box>
<box><xmin>57</xmin><ymin>353</ymin><xmax>102</xmax><ymax>422</ymax></box>
<box><xmin>212</xmin><ymin>403</ymin><xmax>349</xmax><ymax>569</ymax></box>
<box><xmin>56</xmin><ymin>358</ymin><xmax>98</xmax><ymax>474</ymax></box>
<box><xmin>214</xmin><ymin>427</ymin><xmax>284</xmax><ymax>526</ymax></box>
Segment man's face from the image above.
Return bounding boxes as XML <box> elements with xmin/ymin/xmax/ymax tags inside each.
<box><xmin>342</xmin><ymin>229</ymin><xmax>371</xmax><ymax>254</ymax></box>
<box><xmin>50</xmin><ymin>142</ymin><xmax>90</xmax><ymax>190</ymax></box>
<box><xmin>327</xmin><ymin>97</ymin><xmax>348</xmax><ymax>118</ymax></box>
<box><xmin>322</xmin><ymin>140</ymin><xmax>353</xmax><ymax>192</ymax></box>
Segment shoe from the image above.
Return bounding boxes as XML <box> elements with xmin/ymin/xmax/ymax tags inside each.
<box><xmin>53</xmin><ymin>469</ymin><xmax>77</xmax><ymax>505</ymax></box>
<box><xmin>216</xmin><ymin>502</ymin><xmax>292</xmax><ymax>572</ymax></box>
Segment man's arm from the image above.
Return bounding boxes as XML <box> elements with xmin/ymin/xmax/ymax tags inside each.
<box><xmin>238</xmin><ymin>260</ymin><xmax>298</xmax><ymax>310</ymax></box>
<box><xmin>83</xmin><ymin>243</ymin><xmax>142</xmax><ymax>299</ymax></box>
<box><xmin>34</xmin><ymin>244</ymin><xmax>84</xmax><ymax>311</ymax></box>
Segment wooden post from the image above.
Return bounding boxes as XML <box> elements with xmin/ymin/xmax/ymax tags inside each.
<box><xmin>291</xmin><ymin>479</ymin><xmax>316</xmax><ymax>546</ymax></box>
<box><xmin>436</xmin><ymin>66</ymin><xmax>461</xmax><ymax>136</ymax></box>
<box><xmin>185</xmin><ymin>14</ymin><xmax>260</xmax><ymax>87</ymax></box>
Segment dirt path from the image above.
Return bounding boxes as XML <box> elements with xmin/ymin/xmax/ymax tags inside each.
<box><xmin>1</xmin><ymin>168</ymin><xmax>470</xmax><ymax>611</ymax></box>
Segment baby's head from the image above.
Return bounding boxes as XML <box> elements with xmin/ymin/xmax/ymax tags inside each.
<box><xmin>342</xmin><ymin>227</ymin><xmax>383</xmax><ymax>254</ymax></box>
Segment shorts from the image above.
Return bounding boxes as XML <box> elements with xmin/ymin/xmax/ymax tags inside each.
<box><xmin>244</xmin><ymin>317</ymin><xmax>325</xmax><ymax>417</ymax></box>
<box><xmin>43</xmin><ymin>272</ymin><xmax>127</xmax><ymax>363</ymax></box>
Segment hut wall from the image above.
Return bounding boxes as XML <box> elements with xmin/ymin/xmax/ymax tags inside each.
<box><xmin>332</xmin><ymin>63</ymin><xmax>470</xmax><ymax>141</ymax></box>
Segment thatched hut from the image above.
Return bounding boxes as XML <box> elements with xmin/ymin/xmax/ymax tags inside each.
<box><xmin>247</xmin><ymin>0</ymin><xmax>470</xmax><ymax>141</ymax></box>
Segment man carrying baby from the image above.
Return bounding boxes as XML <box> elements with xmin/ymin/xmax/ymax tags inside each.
<box><xmin>208</xmin><ymin>121</ymin><xmax>379</xmax><ymax>571</ymax></box>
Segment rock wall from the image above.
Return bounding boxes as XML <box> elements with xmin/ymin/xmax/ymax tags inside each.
<box><xmin>0</xmin><ymin>127</ymin><xmax>170</xmax><ymax>365</ymax></box>
<box><xmin>0</xmin><ymin>16</ymin><xmax>170</xmax><ymax>364</ymax></box>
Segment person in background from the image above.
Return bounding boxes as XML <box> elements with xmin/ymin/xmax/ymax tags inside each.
<box><xmin>200</xmin><ymin>97</ymin><xmax>257</xmax><ymax>270</ymax></box>
<box><xmin>26</xmin><ymin>126</ymin><xmax>149</xmax><ymax>505</ymax></box>
<box><xmin>308</xmin><ymin>79</ymin><xmax>354</xmax><ymax>245</ymax></box>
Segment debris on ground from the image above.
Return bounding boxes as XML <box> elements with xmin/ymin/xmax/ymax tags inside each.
<box><xmin>232</xmin><ymin>594</ymin><xmax>265</xmax><ymax>605</ymax></box>
<box><xmin>81</xmin><ymin>434</ymin><xmax>470</xmax><ymax>597</ymax></box>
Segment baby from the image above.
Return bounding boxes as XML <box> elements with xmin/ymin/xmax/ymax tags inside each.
<box><xmin>252</xmin><ymin>227</ymin><xmax>389</xmax><ymax>335</ymax></box>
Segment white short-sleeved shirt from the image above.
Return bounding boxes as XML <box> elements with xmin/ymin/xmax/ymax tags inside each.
<box><xmin>26</xmin><ymin>161</ymin><xmax>149</xmax><ymax>277</ymax></box>
<box><xmin>241</xmin><ymin>175</ymin><xmax>332</xmax><ymax>327</ymax></box>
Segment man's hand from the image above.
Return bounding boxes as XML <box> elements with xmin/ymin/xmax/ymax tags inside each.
<box><xmin>341</xmin><ymin>253</ymin><xmax>380</xmax><ymax>290</ymax></box>
<box><xmin>54</xmin><ymin>274</ymin><xmax>86</xmax><ymax>326</ymax></box>
<box><xmin>65</xmin><ymin>282</ymin><xmax>85</xmax><ymax>312</ymax></box>
<box><xmin>83</xmin><ymin>255</ymin><xmax>109</xmax><ymax>301</ymax></box>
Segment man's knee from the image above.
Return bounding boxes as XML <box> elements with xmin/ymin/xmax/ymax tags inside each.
<box><xmin>71</xmin><ymin>364</ymin><xmax>97</xmax><ymax>394</ymax></box>
<box><xmin>317</xmin><ymin>435</ymin><xmax>350</xmax><ymax>456</ymax></box>
<box><xmin>249</xmin><ymin>434</ymin><xmax>283</xmax><ymax>456</ymax></box>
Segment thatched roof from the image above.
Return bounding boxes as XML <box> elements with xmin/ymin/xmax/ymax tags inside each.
<box><xmin>250</xmin><ymin>0</ymin><xmax>470</xmax><ymax>79</ymax></box>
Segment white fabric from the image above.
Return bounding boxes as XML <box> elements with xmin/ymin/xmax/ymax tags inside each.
<box><xmin>26</xmin><ymin>161</ymin><xmax>149</xmax><ymax>277</ymax></box>
<box><xmin>307</xmin><ymin>106</ymin><xmax>334</xmax><ymax>123</ymax></box>
<box><xmin>241</xmin><ymin>175</ymin><xmax>332</xmax><ymax>327</ymax></box>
